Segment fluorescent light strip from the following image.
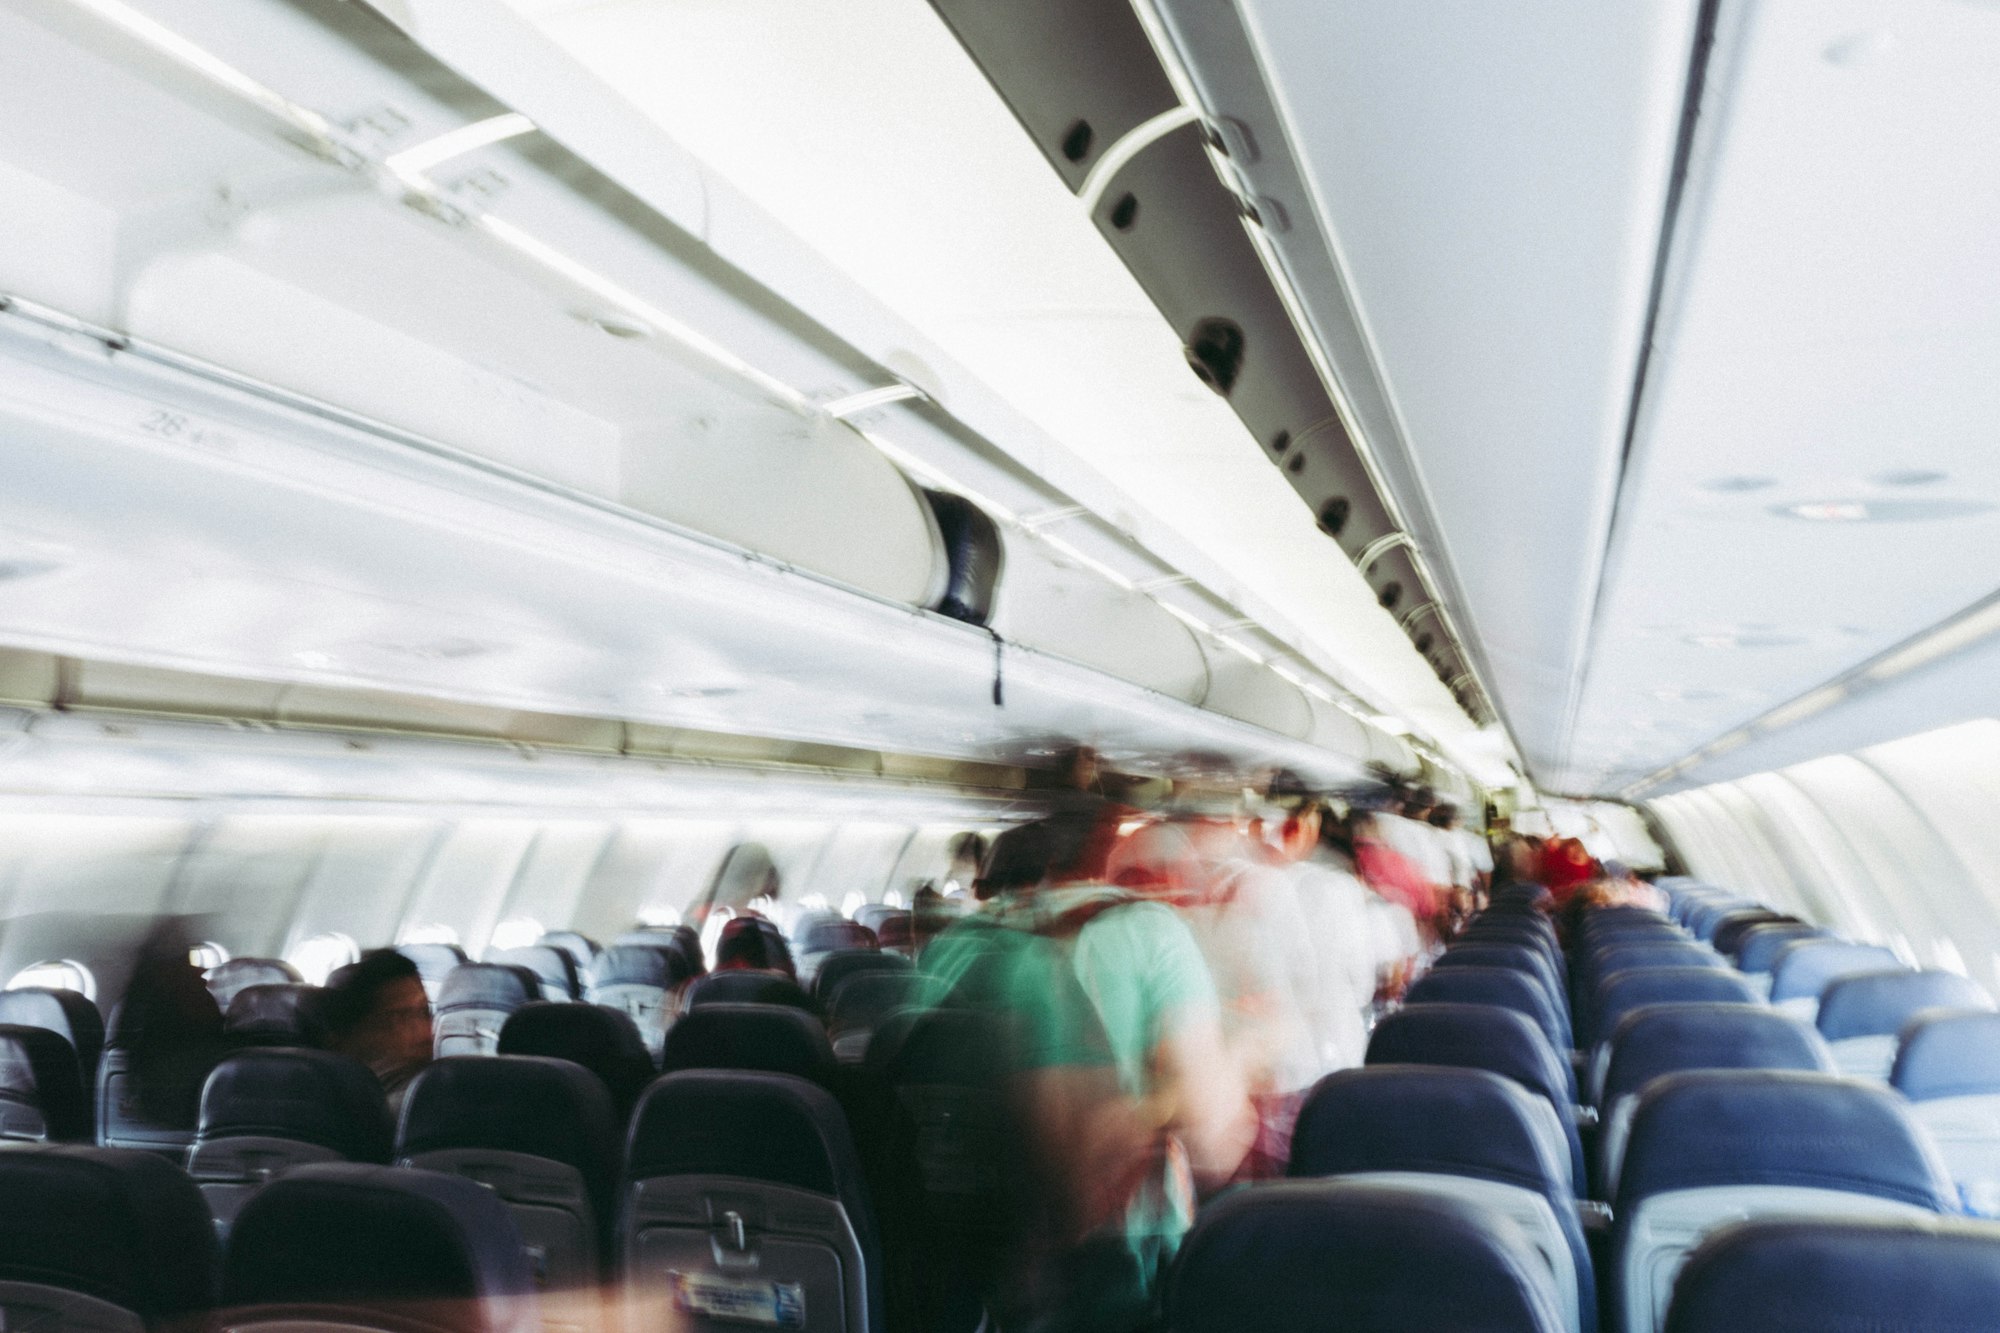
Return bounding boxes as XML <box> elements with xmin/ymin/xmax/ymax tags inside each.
<box><xmin>822</xmin><ymin>382</ymin><xmax>927</xmax><ymax>419</ymax></box>
<box><xmin>1035</xmin><ymin>533</ymin><xmax>1137</xmax><ymax>591</ymax></box>
<box><xmin>384</xmin><ymin>112</ymin><xmax>537</xmax><ymax>179</ymax></box>
<box><xmin>1214</xmin><ymin>634</ymin><xmax>1266</xmax><ymax>666</ymax></box>
<box><xmin>64</xmin><ymin>0</ymin><xmax>333</xmax><ymax>137</ymax></box>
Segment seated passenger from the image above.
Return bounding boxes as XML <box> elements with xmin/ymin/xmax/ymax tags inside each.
<box><xmin>120</xmin><ymin>919</ymin><xmax>233</xmax><ymax>1130</ymax></box>
<box><xmin>321</xmin><ymin>950</ymin><xmax>433</xmax><ymax>1114</ymax></box>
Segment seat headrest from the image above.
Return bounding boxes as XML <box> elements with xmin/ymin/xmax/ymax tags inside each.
<box><xmin>1817</xmin><ymin>969</ymin><xmax>1993</xmax><ymax>1041</ymax></box>
<box><xmin>684</xmin><ymin>969</ymin><xmax>818</xmax><ymax>1014</ymax></box>
<box><xmin>0</xmin><ymin>1024</ymin><xmax>91</xmax><ymax>1140</ymax></box>
<box><xmin>436</xmin><ymin>963</ymin><xmax>537</xmax><ymax>1012</ymax></box>
<box><xmin>536</xmin><ymin>931</ymin><xmax>599</xmax><ymax>970</ymax></box>
<box><xmin>1594</xmin><ymin>967</ymin><xmax>1760</xmax><ymax>1035</ymax></box>
<box><xmin>1890</xmin><ymin>1010</ymin><xmax>2000</xmax><ymax>1101</ymax></box>
<box><xmin>486</xmin><ymin>946</ymin><xmax>579</xmax><ymax>998</ymax></box>
<box><xmin>398</xmin><ymin>1055</ymin><xmax>616</xmax><ymax>1192</ymax></box>
<box><xmin>1602</xmin><ymin>1003</ymin><xmax>1831</xmax><ymax>1108</ymax></box>
<box><xmin>1587</xmin><ymin>942</ymin><xmax>1723</xmax><ymax>975</ymax></box>
<box><xmin>1438</xmin><ymin>942</ymin><xmax>1556</xmax><ymax>972</ymax></box>
<box><xmin>0</xmin><ymin>987</ymin><xmax>104</xmax><ymax>1075</ymax></box>
<box><xmin>1365</xmin><ymin>1004</ymin><xmax>1568</xmax><ymax>1111</ymax></box>
<box><xmin>659</xmin><ymin>1002</ymin><xmax>836</xmax><ymax>1087</ymax></box>
<box><xmin>0</xmin><ymin>1144</ymin><xmax>219</xmax><ymax>1320</ymax></box>
<box><xmin>798</xmin><ymin>918</ymin><xmax>877</xmax><ymax>957</ymax></box>
<box><xmin>1405</xmin><ymin>967</ymin><xmax>1563</xmax><ymax>1047</ymax></box>
<box><xmin>1290</xmin><ymin>1065</ymin><xmax>1569</xmax><ymax>1193</ymax></box>
<box><xmin>1733</xmin><ymin>922</ymin><xmax>1828</xmax><ymax>974</ymax></box>
<box><xmin>812</xmin><ymin>949</ymin><xmax>911</xmax><ymax>1003</ymax></box>
<box><xmin>207</xmin><ymin>957</ymin><xmax>304</xmax><ymax>1005</ymax></box>
<box><xmin>589</xmin><ymin>944</ymin><xmax>690</xmax><ymax>990</ymax></box>
<box><xmin>626</xmin><ymin>1069</ymin><xmax>867</xmax><ymax>1205</ymax></box>
<box><xmin>1165</xmin><ymin>1179</ymin><xmax>1567</xmax><ymax>1332</ymax></box>
<box><xmin>1710</xmin><ymin>910</ymin><xmax>1794</xmax><ymax>956</ymax></box>
<box><xmin>394</xmin><ymin>944</ymin><xmax>468</xmax><ymax>981</ymax></box>
<box><xmin>827</xmin><ymin>970</ymin><xmax>924</xmax><ymax>1031</ymax></box>
<box><xmin>1768</xmin><ymin>940</ymin><xmax>1905</xmax><ymax>1003</ymax></box>
<box><xmin>1616</xmin><ymin>1070</ymin><xmax>1954</xmax><ymax>1214</ymax></box>
<box><xmin>1665</xmin><ymin>1216</ymin><xmax>2000</xmax><ymax>1333</ymax></box>
<box><xmin>497</xmin><ymin>1002</ymin><xmax>657</xmax><ymax>1111</ymax></box>
<box><xmin>223</xmin><ymin>1162</ymin><xmax>534</xmax><ymax>1328</ymax></box>
<box><xmin>224</xmin><ymin>983</ymin><xmax>327</xmax><ymax>1044</ymax></box>
<box><xmin>196</xmin><ymin>1047</ymin><xmax>393</xmax><ymax>1161</ymax></box>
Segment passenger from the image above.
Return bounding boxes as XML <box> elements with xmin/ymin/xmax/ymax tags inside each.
<box><xmin>712</xmin><ymin>914</ymin><xmax>788</xmax><ymax>974</ymax></box>
<box><xmin>1592</xmin><ymin>858</ymin><xmax>1668</xmax><ymax>911</ymax></box>
<box><xmin>1319</xmin><ymin>806</ymin><xmax>1425</xmax><ymax>1012</ymax></box>
<box><xmin>1430</xmin><ymin>802</ymin><xmax>1491</xmax><ymax>919</ymax></box>
<box><xmin>120</xmin><ymin>919</ymin><xmax>234</xmax><ymax>1128</ymax></box>
<box><xmin>1376</xmin><ymin>784</ymin><xmax>1455</xmax><ymax>909</ymax></box>
<box><xmin>1349</xmin><ymin>801</ymin><xmax>1446</xmax><ymax>941</ymax></box>
<box><xmin>321</xmin><ymin>948</ymin><xmax>433</xmax><ymax>1114</ymax></box>
<box><xmin>1540</xmin><ymin>836</ymin><xmax>1600</xmax><ymax>907</ymax></box>
<box><xmin>928</xmin><ymin>812</ymin><xmax>1252</xmax><ymax>1332</ymax></box>
<box><xmin>1260</xmin><ymin>786</ymin><xmax>1372</xmax><ymax>1074</ymax></box>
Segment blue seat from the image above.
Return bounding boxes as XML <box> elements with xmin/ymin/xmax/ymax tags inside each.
<box><xmin>223</xmin><ymin>984</ymin><xmax>327</xmax><ymax>1047</ymax></box>
<box><xmin>188</xmin><ymin>1048</ymin><xmax>393</xmax><ymax>1233</ymax></box>
<box><xmin>1767</xmin><ymin>940</ymin><xmax>1904</xmax><ymax>1013</ymax></box>
<box><xmin>537</xmin><ymin>931</ymin><xmax>600</xmax><ymax>975</ymax></box>
<box><xmin>658</xmin><ymin>1002</ymin><xmax>838</xmax><ymax>1089</ymax></box>
<box><xmin>485</xmin><ymin>946</ymin><xmax>581</xmax><ymax>1003</ymax></box>
<box><xmin>1435</xmin><ymin>943</ymin><xmax>1567</xmax><ymax>1009</ymax></box>
<box><xmin>0</xmin><ymin>1024</ymin><xmax>92</xmax><ymax>1142</ymax></box>
<box><xmin>1597</xmin><ymin>1003</ymin><xmax>1833</xmax><ymax>1196</ymax></box>
<box><xmin>1165</xmin><ymin>1179</ymin><xmax>1567</xmax><ymax>1332</ymax></box>
<box><xmin>1816</xmin><ymin>969</ymin><xmax>1994</xmax><ymax>1078</ymax></box>
<box><xmin>1730</xmin><ymin>922</ymin><xmax>1827</xmax><ymax>976</ymax></box>
<box><xmin>393</xmin><ymin>944</ymin><xmax>467</xmax><ymax>1003</ymax></box>
<box><xmin>1891</xmin><ymin>1011</ymin><xmax>2000</xmax><ymax>1215</ymax></box>
<box><xmin>812</xmin><ymin>949</ymin><xmax>911</xmax><ymax>1005</ymax></box>
<box><xmin>0</xmin><ymin>1143</ymin><xmax>219</xmax><ymax>1328</ymax></box>
<box><xmin>1588</xmin><ymin>969</ymin><xmax>1761</xmax><ymax>1076</ymax></box>
<box><xmin>1406</xmin><ymin>966</ymin><xmax>1573</xmax><ymax>1061</ymax></box>
<box><xmin>1709</xmin><ymin>911</ymin><xmax>1794</xmax><ymax>957</ymax></box>
<box><xmin>222</xmin><ymin>1162</ymin><xmax>535</xmax><ymax>1333</ymax></box>
<box><xmin>1291</xmin><ymin>1066</ymin><xmax>1593</xmax><ymax>1333</ymax></box>
<box><xmin>622</xmin><ymin>1070</ymin><xmax>881</xmax><ymax>1333</ymax></box>
<box><xmin>434</xmin><ymin>964</ymin><xmax>539</xmax><ymax>1058</ymax></box>
<box><xmin>206</xmin><ymin>958</ymin><xmax>303</xmax><ymax>1011</ymax></box>
<box><xmin>498</xmin><ymin>1001</ymin><xmax>657</xmax><ymax>1115</ymax></box>
<box><xmin>0</xmin><ymin>987</ymin><xmax>105</xmax><ymax>1086</ymax></box>
<box><xmin>1575</xmin><ymin>945</ymin><xmax>1726</xmax><ymax>1046</ymax></box>
<box><xmin>684</xmin><ymin>969</ymin><xmax>819</xmax><ymax>1014</ymax></box>
<box><xmin>1664</xmin><ymin>1215</ymin><xmax>2000</xmax><ymax>1333</ymax></box>
<box><xmin>1612</xmin><ymin>1070</ymin><xmax>1955</xmax><ymax>1333</ymax></box>
<box><xmin>826</xmin><ymin>970</ymin><xmax>924</xmax><ymax>1061</ymax></box>
<box><xmin>397</xmin><ymin>1055</ymin><xmax>618</xmax><ymax>1288</ymax></box>
<box><xmin>1367</xmin><ymin>1004</ymin><xmax>1585</xmax><ymax>1191</ymax></box>
<box><xmin>586</xmin><ymin>944</ymin><xmax>694</xmax><ymax>1061</ymax></box>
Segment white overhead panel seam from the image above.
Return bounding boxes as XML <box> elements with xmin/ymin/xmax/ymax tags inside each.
<box><xmin>1128</xmin><ymin>0</ymin><xmax>1505</xmax><ymax>733</ymax></box>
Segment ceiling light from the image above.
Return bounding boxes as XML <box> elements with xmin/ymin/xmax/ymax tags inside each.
<box><xmin>1779</xmin><ymin>500</ymin><xmax>1871</xmax><ymax>522</ymax></box>
<box><xmin>1775</xmin><ymin>498</ymin><xmax>1994</xmax><ymax>523</ymax></box>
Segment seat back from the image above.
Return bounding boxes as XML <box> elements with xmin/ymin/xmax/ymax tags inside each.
<box><xmin>395</xmin><ymin>944</ymin><xmax>469</xmax><ymax>1003</ymax></box>
<box><xmin>1664</xmin><ymin>1215</ymin><xmax>2000</xmax><ymax>1333</ymax></box>
<box><xmin>0</xmin><ymin>1024</ymin><xmax>90</xmax><ymax>1142</ymax></box>
<box><xmin>205</xmin><ymin>958</ymin><xmax>302</xmax><ymax>1011</ymax></box>
<box><xmin>826</xmin><ymin>971</ymin><xmax>924</xmax><ymax>1061</ymax></box>
<box><xmin>1438</xmin><ymin>940</ymin><xmax>1564</xmax><ymax>994</ymax></box>
<box><xmin>622</xmin><ymin>1070</ymin><xmax>880</xmax><ymax>1333</ymax></box>
<box><xmin>222</xmin><ymin>1162</ymin><xmax>536</xmax><ymax>1333</ymax></box>
<box><xmin>812</xmin><ymin>949</ymin><xmax>911</xmax><ymax>1005</ymax></box>
<box><xmin>1729</xmin><ymin>922</ymin><xmax>1825</xmax><ymax>974</ymax></box>
<box><xmin>1589</xmin><ymin>969</ymin><xmax>1762</xmax><ymax>1094</ymax></box>
<box><xmin>1767</xmin><ymin>940</ymin><xmax>1904</xmax><ymax>1014</ymax></box>
<box><xmin>585</xmin><ymin>945</ymin><xmax>691</xmax><ymax>1061</ymax></box>
<box><xmin>486</xmin><ymin>946</ymin><xmax>581</xmax><ymax>1003</ymax></box>
<box><xmin>498</xmin><ymin>1002</ymin><xmax>657</xmax><ymax>1116</ymax></box>
<box><xmin>1166</xmin><ymin>1178</ymin><xmax>1567</xmax><ymax>1332</ymax></box>
<box><xmin>1598</xmin><ymin>1003</ymin><xmax>1833</xmax><ymax>1196</ymax></box>
<box><xmin>1892</xmin><ymin>1011</ymin><xmax>2000</xmax><ymax>1214</ymax></box>
<box><xmin>434</xmin><ymin>964</ymin><xmax>538</xmax><ymax>1058</ymax></box>
<box><xmin>1613</xmin><ymin>1070</ymin><xmax>1955</xmax><ymax>1333</ymax></box>
<box><xmin>94</xmin><ymin>999</ymin><xmax>221</xmax><ymax>1159</ymax></box>
<box><xmin>659</xmin><ymin>1003</ymin><xmax>837</xmax><ymax>1089</ymax></box>
<box><xmin>1366</xmin><ymin>1004</ymin><xmax>1584</xmax><ymax>1191</ymax></box>
<box><xmin>189</xmin><ymin>1047</ymin><xmax>392</xmax><ymax>1233</ymax></box>
<box><xmin>538</xmin><ymin>931</ymin><xmax>600</xmax><ymax>975</ymax></box>
<box><xmin>0</xmin><ymin>987</ymin><xmax>105</xmax><ymax>1085</ymax></box>
<box><xmin>1291</xmin><ymin>1066</ymin><xmax>1590</xmax><ymax>1333</ymax></box>
<box><xmin>1816</xmin><ymin>969</ymin><xmax>1994</xmax><ymax>1079</ymax></box>
<box><xmin>1709</xmin><ymin>911</ymin><xmax>1794</xmax><ymax>957</ymax></box>
<box><xmin>223</xmin><ymin>983</ymin><xmax>326</xmax><ymax>1047</ymax></box>
<box><xmin>0</xmin><ymin>1143</ymin><xmax>219</xmax><ymax>1332</ymax></box>
<box><xmin>397</xmin><ymin>1055</ymin><xmax>617</xmax><ymax>1290</ymax></box>
<box><xmin>1406</xmin><ymin>965</ymin><xmax>1571</xmax><ymax>1059</ymax></box>
<box><xmin>685</xmin><ymin>969</ymin><xmax>819</xmax><ymax>1014</ymax></box>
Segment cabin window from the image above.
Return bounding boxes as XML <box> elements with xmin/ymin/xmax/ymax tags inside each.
<box><xmin>882</xmin><ymin>888</ymin><xmax>906</xmax><ymax>909</ymax></box>
<box><xmin>6</xmin><ymin>959</ymin><xmax>96</xmax><ymax>1001</ymax></box>
<box><xmin>288</xmin><ymin>932</ymin><xmax>359</xmax><ymax>987</ymax></box>
<box><xmin>840</xmin><ymin>891</ymin><xmax>867</xmax><ymax>919</ymax></box>
<box><xmin>487</xmin><ymin>916</ymin><xmax>544</xmax><ymax>953</ymax></box>
<box><xmin>400</xmin><ymin>923</ymin><xmax>461</xmax><ymax>947</ymax></box>
<box><xmin>188</xmin><ymin>942</ymin><xmax>230</xmax><ymax>972</ymax></box>
<box><xmin>635</xmin><ymin>904</ymin><xmax>682</xmax><ymax>929</ymax></box>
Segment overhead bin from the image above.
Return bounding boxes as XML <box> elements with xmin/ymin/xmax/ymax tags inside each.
<box><xmin>1200</xmin><ymin>654</ymin><xmax>1313</xmax><ymax>740</ymax></box>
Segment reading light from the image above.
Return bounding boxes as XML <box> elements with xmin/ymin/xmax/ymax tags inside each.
<box><xmin>1780</xmin><ymin>501</ymin><xmax>1871</xmax><ymax>522</ymax></box>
